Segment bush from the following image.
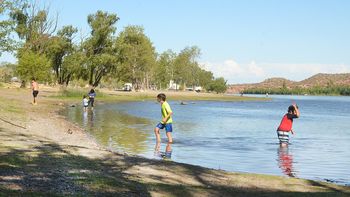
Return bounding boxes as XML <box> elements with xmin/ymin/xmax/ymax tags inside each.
<box><xmin>207</xmin><ymin>77</ymin><xmax>227</xmax><ymax>94</ymax></box>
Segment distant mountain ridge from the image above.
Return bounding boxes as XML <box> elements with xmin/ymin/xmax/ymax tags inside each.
<box><xmin>227</xmin><ymin>73</ymin><xmax>350</xmax><ymax>93</ymax></box>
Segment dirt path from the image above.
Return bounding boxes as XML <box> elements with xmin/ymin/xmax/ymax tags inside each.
<box><xmin>0</xmin><ymin>87</ymin><xmax>349</xmax><ymax>196</ymax></box>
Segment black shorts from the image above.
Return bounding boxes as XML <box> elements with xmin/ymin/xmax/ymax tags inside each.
<box><xmin>33</xmin><ymin>90</ymin><xmax>39</xmax><ymax>97</ymax></box>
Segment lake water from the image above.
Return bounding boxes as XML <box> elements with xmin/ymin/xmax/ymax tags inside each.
<box><xmin>61</xmin><ymin>95</ymin><xmax>350</xmax><ymax>185</ymax></box>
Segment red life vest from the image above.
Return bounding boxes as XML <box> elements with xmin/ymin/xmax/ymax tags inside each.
<box><xmin>277</xmin><ymin>114</ymin><xmax>293</xmax><ymax>131</ymax></box>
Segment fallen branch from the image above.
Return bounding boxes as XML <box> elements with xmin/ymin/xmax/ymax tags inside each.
<box><xmin>0</xmin><ymin>117</ymin><xmax>27</xmax><ymax>129</ymax></box>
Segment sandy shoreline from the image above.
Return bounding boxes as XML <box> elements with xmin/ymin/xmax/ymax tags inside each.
<box><xmin>1</xmin><ymin>86</ymin><xmax>349</xmax><ymax>196</ymax></box>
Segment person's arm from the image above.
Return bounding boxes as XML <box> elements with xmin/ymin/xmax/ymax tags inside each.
<box><xmin>293</xmin><ymin>104</ymin><xmax>300</xmax><ymax>118</ymax></box>
<box><xmin>162</xmin><ymin>111</ymin><xmax>173</xmax><ymax>123</ymax></box>
<box><xmin>162</xmin><ymin>104</ymin><xmax>173</xmax><ymax>123</ymax></box>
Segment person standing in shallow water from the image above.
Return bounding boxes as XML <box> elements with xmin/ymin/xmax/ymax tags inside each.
<box><xmin>88</xmin><ymin>89</ymin><xmax>96</xmax><ymax>110</ymax></box>
<box><xmin>277</xmin><ymin>104</ymin><xmax>300</xmax><ymax>147</ymax></box>
<box><xmin>154</xmin><ymin>93</ymin><xmax>173</xmax><ymax>143</ymax></box>
<box><xmin>31</xmin><ymin>78</ymin><xmax>39</xmax><ymax>105</ymax></box>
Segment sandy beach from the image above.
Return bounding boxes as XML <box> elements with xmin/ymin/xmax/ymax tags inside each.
<box><xmin>0</xmin><ymin>85</ymin><xmax>349</xmax><ymax>196</ymax></box>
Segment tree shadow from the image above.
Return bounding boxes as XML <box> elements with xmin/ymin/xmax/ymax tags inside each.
<box><xmin>0</xmin><ymin>130</ymin><xmax>150</xmax><ymax>196</ymax></box>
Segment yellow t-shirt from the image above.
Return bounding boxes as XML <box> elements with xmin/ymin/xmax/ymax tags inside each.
<box><xmin>161</xmin><ymin>101</ymin><xmax>173</xmax><ymax>124</ymax></box>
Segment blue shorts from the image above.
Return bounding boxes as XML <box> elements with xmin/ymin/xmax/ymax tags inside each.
<box><xmin>156</xmin><ymin>123</ymin><xmax>173</xmax><ymax>132</ymax></box>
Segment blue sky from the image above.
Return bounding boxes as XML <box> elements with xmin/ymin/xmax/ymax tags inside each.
<box><xmin>1</xmin><ymin>0</ymin><xmax>350</xmax><ymax>83</ymax></box>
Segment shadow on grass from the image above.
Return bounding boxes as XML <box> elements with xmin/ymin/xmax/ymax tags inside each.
<box><xmin>0</xmin><ymin>128</ymin><xmax>349</xmax><ymax>196</ymax></box>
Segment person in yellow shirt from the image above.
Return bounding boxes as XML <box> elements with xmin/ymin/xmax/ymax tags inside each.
<box><xmin>154</xmin><ymin>93</ymin><xmax>173</xmax><ymax>143</ymax></box>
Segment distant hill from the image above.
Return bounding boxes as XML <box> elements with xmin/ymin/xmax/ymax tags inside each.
<box><xmin>297</xmin><ymin>73</ymin><xmax>350</xmax><ymax>87</ymax></box>
<box><xmin>227</xmin><ymin>73</ymin><xmax>350</xmax><ymax>94</ymax></box>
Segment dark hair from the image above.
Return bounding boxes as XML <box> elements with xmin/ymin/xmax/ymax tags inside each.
<box><xmin>31</xmin><ymin>77</ymin><xmax>36</xmax><ymax>81</ymax></box>
<box><xmin>89</xmin><ymin>89</ymin><xmax>95</xmax><ymax>93</ymax></box>
<box><xmin>288</xmin><ymin>105</ymin><xmax>295</xmax><ymax>113</ymax></box>
<box><xmin>83</xmin><ymin>95</ymin><xmax>87</xmax><ymax>99</ymax></box>
<box><xmin>157</xmin><ymin>93</ymin><xmax>166</xmax><ymax>101</ymax></box>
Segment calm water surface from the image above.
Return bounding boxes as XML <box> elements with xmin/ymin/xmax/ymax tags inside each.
<box><xmin>61</xmin><ymin>95</ymin><xmax>350</xmax><ymax>185</ymax></box>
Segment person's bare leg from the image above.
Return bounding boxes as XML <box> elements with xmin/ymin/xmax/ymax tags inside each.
<box><xmin>280</xmin><ymin>142</ymin><xmax>288</xmax><ymax>148</ymax></box>
<box><xmin>154</xmin><ymin>142</ymin><xmax>161</xmax><ymax>156</ymax></box>
<box><xmin>154</xmin><ymin>127</ymin><xmax>161</xmax><ymax>142</ymax></box>
<box><xmin>166</xmin><ymin>132</ymin><xmax>173</xmax><ymax>143</ymax></box>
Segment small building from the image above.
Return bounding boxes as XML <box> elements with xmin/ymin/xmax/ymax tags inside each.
<box><xmin>168</xmin><ymin>80</ymin><xmax>179</xmax><ymax>90</ymax></box>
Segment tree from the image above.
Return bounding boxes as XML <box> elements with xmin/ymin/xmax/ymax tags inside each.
<box><xmin>84</xmin><ymin>10</ymin><xmax>119</xmax><ymax>87</ymax></box>
<box><xmin>16</xmin><ymin>50</ymin><xmax>51</xmax><ymax>83</ymax></box>
<box><xmin>198</xmin><ymin>69</ymin><xmax>214</xmax><ymax>90</ymax></box>
<box><xmin>10</xmin><ymin>1</ymin><xmax>58</xmax><ymax>53</ymax></box>
<box><xmin>154</xmin><ymin>50</ymin><xmax>176</xmax><ymax>89</ymax></box>
<box><xmin>60</xmin><ymin>50</ymin><xmax>86</xmax><ymax>86</ymax></box>
<box><xmin>46</xmin><ymin>25</ymin><xmax>78</xmax><ymax>85</ymax></box>
<box><xmin>0</xmin><ymin>62</ymin><xmax>16</xmax><ymax>82</ymax></box>
<box><xmin>208</xmin><ymin>77</ymin><xmax>227</xmax><ymax>94</ymax></box>
<box><xmin>115</xmin><ymin>25</ymin><xmax>156</xmax><ymax>90</ymax></box>
<box><xmin>173</xmin><ymin>46</ymin><xmax>201</xmax><ymax>89</ymax></box>
<box><xmin>0</xmin><ymin>0</ymin><xmax>24</xmax><ymax>55</ymax></box>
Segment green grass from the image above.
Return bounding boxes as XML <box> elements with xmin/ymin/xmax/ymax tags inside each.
<box><xmin>0</xmin><ymin>97</ymin><xmax>25</xmax><ymax>115</ymax></box>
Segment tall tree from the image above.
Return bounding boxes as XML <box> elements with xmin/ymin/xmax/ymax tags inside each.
<box><xmin>154</xmin><ymin>50</ymin><xmax>176</xmax><ymax>89</ymax></box>
<box><xmin>84</xmin><ymin>10</ymin><xmax>119</xmax><ymax>87</ymax></box>
<box><xmin>60</xmin><ymin>50</ymin><xmax>86</xmax><ymax>86</ymax></box>
<box><xmin>198</xmin><ymin>69</ymin><xmax>214</xmax><ymax>89</ymax></box>
<box><xmin>173</xmin><ymin>46</ymin><xmax>201</xmax><ymax>89</ymax></box>
<box><xmin>46</xmin><ymin>25</ymin><xmax>78</xmax><ymax>85</ymax></box>
<box><xmin>10</xmin><ymin>1</ymin><xmax>57</xmax><ymax>53</ymax></box>
<box><xmin>115</xmin><ymin>25</ymin><xmax>156</xmax><ymax>90</ymax></box>
<box><xmin>0</xmin><ymin>0</ymin><xmax>24</xmax><ymax>55</ymax></box>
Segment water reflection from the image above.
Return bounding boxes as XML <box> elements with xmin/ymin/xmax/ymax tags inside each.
<box><xmin>63</xmin><ymin>105</ymin><xmax>152</xmax><ymax>154</ymax></box>
<box><xmin>82</xmin><ymin>110</ymin><xmax>95</xmax><ymax>128</ymax></box>
<box><xmin>277</xmin><ymin>146</ymin><xmax>296</xmax><ymax>177</ymax></box>
<box><xmin>154</xmin><ymin>142</ymin><xmax>172</xmax><ymax>160</ymax></box>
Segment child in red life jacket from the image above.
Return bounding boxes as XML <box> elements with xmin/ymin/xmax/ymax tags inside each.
<box><xmin>277</xmin><ymin>104</ymin><xmax>300</xmax><ymax>147</ymax></box>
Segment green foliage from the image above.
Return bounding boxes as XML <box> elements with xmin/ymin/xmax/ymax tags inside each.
<box><xmin>243</xmin><ymin>86</ymin><xmax>350</xmax><ymax>96</ymax></box>
<box><xmin>115</xmin><ymin>25</ymin><xmax>156</xmax><ymax>90</ymax></box>
<box><xmin>84</xmin><ymin>10</ymin><xmax>119</xmax><ymax>87</ymax></box>
<box><xmin>10</xmin><ymin>2</ymin><xmax>57</xmax><ymax>53</ymax></box>
<box><xmin>173</xmin><ymin>46</ymin><xmax>200</xmax><ymax>87</ymax></box>
<box><xmin>0</xmin><ymin>0</ymin><xmax>23</xmax><ymax>54</ymax></box>
<box><xmin>16</xmin><ymin>50</ymin><xmax>51</xmax><ymax>82</ymax></box>
<box><xmin>1</xmin><ymin>2</ymin><xmax>228</xmax><ymax>90</ymax></box>
<box><xmin>46</xmin><ymin>25</ymin><xmax>78</xmax><ymax>85</ymax></box>
<box><xmin>154</xmin><ymin>50</ymin><xmax>176</xmax><ymax>89</ymax></box>
<box><xmin>207</xmin><ymin>77</ymin><xmax>227</xmax><ymax>93</ymax></box>
<box><xmin>0</xmin><ymin>62</ymin><xmax>16</xmax><ymax>82</ymax></box>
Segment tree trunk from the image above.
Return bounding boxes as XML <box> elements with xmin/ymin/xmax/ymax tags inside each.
<box><xmin>89</xmin><ymin>67</ymin><xmax>94</xmax><ymax>86</ymax></box>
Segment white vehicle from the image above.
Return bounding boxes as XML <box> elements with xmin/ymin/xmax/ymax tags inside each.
<box><xmin>123</xmin><ymin>83</ymin><xmax>132</xmax><ymax>91</ymax></box>
<box><xmin>194</xmin><ymin>86</ymin><xmax>202</xmax><ymax>92</ymax></box>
